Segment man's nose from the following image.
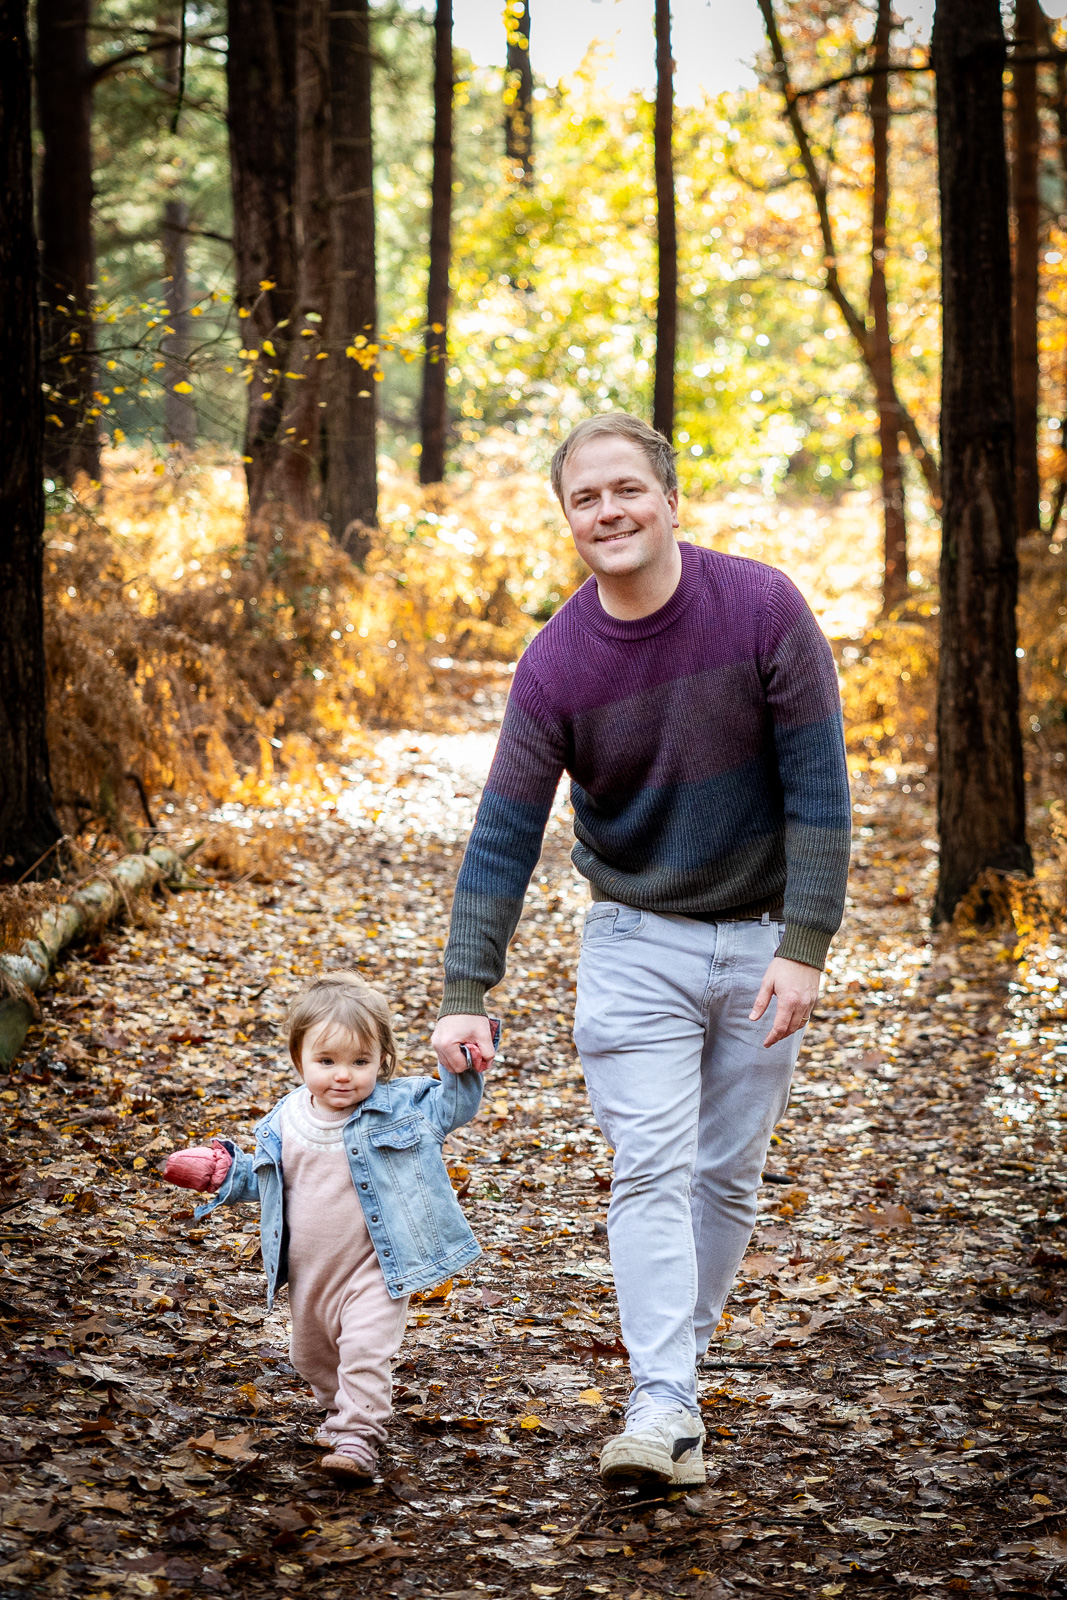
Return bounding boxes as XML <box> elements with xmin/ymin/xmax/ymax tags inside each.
<box><xmin>597</xmin><ymin>494</ymin><xmax>623</xmax><ymax>521</ymax></box>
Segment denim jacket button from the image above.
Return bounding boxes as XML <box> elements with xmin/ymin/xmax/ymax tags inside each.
<box><xmin>370</xmin><ymin>1214</ymin><xmax>379</xmax><ymax>1223</ymax></box>
<box><xmin>383</xmin><ymin>1250</ymin><xmax>391</xmax><ymax>1257</ymax></box>
<box><xmin>360</xmin><ymin>1182</ymin><xmax>368</xmax><ymax>1190</ymax></box>
<box><xmin>397</xmin><ymin>1283</ymin><xmax>403</xmax><ymax>1290</ymax></box>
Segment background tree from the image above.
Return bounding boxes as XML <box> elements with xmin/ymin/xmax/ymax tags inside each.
<box><xmin>36</xmin><ymin>0</ymin><xmax>100</xmax><ymax>484</ymax></box>
<box><xmin>932</xmin><ymin>0</ymin><xmax>1032</xmax><ymax>921</ymax></box>
<box><xmin>652</xmin><ymin>0</ymin><xmax>676</xmax><ymax>442</ymax></box>
<box><xmin>1</xmin><ymin>0</ymin><xmax>63</xmax><ymax>877</ymax></box>
<box><xmin>161</xmin><ymin>9</ymin><xmax>196</xmax><ymax>450</ymax></box>
<box><xmin>420</xmin><ymin>0</ymin><xmax>454</xmax><ymax>486</ymax></box>
<box><xmin>226</xmin><ymin>0</ymin><xmax>297</xmax><ymax>515</ymax></box>
<box><xmin>324</xmin><ymin>0</ymin><xmax>378</xmax><ymax>558</ymax></box>
<box><xmin>868</xmin><ymin>0</ymin><xmax>907</xmax><ymax>613</ymax></box>
<box><xmin>1012</xmin><ymin>0</ymin><xmax>1041</xmax><ymax>541</ymax></box>
<box><xmin>256</xmin><ymin>0</ymin><xmax>334</xmax><ymax>520</ymax></box>
<box><xmin>504</xmin><ymin>0</ymin><xmax>533</xmax><ymax>184</ymax></box>
<box><xmin>758</xmin><ymin>0</ymin><xmax>942</xmax><ymax>611</ymax></box>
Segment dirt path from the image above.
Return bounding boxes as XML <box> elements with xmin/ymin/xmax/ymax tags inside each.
<box><xmin>1</xmin><ymin>697</ymin><xmax>1066</xmax><ymax>1600</ymax></box>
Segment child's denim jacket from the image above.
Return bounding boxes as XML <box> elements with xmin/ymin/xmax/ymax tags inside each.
<box><xmin>194</xmin><ymin>1069</ymin><xmax>483</xmax><ymax>1305</ymax></box>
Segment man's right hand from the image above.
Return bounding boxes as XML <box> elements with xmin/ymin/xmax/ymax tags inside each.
<box><xmin>432</xmin><ymin>1014</ymin><xmax>496</xmax><ymax>1076</ymax></box>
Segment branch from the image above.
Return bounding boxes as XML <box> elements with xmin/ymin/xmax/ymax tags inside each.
<box><xmin>756</xmin><ymin>0</ymin><xmax>942</xmax><ymax>506</ymax></box>
<box><xmin>790</xmin><ymin>58</ymin><xmax>932</xmax><ymax>102</ymax></box>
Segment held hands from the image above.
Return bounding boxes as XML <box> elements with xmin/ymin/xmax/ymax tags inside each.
<box><xmin>162</xmin><ymin>1141</ymin><xmax>232</xmax><ymax>1193</ymax></box>
<box><xmin>750</xmin><ymin>956</ymin><xmax>821</xmax><ymax>1048</ymax></box>
<box><xmin>431</xmin><ymin>1014</ymin><xmax>497</xmax><ymax>1076</ymax></box>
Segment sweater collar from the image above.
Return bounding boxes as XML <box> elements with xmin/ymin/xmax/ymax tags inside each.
<box><xmin>572</xmin><ymin>539</ymin><xmax>707</xmax><ymax>641</ymax></box>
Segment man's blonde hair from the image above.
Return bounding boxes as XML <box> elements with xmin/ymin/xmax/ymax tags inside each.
<box><xmin>286</xmin><ymin>971</ymin><xmax>398</xmax><ymax>1080</ymax></box>
<box><xmin>550</xmin><ymin>412</ymin><xmax>678</xmax><ymax>503</ymax></box>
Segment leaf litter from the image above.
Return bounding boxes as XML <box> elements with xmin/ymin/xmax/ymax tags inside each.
<box><xmin>1</xmin><ymin>674</ymin><xmax>1067</xmax><ymax>1598</ymax></box>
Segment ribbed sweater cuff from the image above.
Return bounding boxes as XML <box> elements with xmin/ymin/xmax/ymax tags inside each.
<box><xmin>777</xmin><ymin>922</ymin><xmax>833</xmax><ymax>971</ymax></box>
<box><xmin>438</xmin><ymin>980</ymin><xmax>489</xmax><ymax>1020</ymax></box>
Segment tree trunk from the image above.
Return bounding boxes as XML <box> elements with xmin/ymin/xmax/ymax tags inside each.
<box><xmin>0</xmin><ymin>0</ymin><xmax>63</xmax><ymax>880</ymax></box>
<box><xmin>504</xmin><ymin>0</ymin><xmax>533</xmax><ymax>184</ymax></box>
<box><xmin>226</xmin><ymin>0</ymin><xmax>298</xmax><ymax>516</ymax></box>
<box><xmin>758</xmin><ymin>0</ymin><xmax>943</xmax><ymax>510</ymax></box>
<box><xmin>324</xmin><ymin>0</ymin><xmax>377</xmax><ymax>558</ymax></box>
<box><xmin>419</xmin><ymin>0</ymin><xmax>454</xmax><ymax>487</ymax></box>
<box><xmin>653</xmin><ymin>0</ymin><xmax>676</xmax><ymax>443</ymax></box>
<box><xmin>932</xmin><ymin>0</ymin><xmax>1032</xmax><ymax>923</ymax></box>
<box><xmin>1012</xmin><ymin>0</ymin><xmax>1041</xmax><ymax>540</ymax></box>
<box><xmin>162</xmin><ymin>198</ymin><xmax>197</xmax><ymax>448</ymax></box>
<box><xmin>36</xmin><ymin>0</ymin><xmax>100</xmax><ymax>485</ymax></box>
<box><xmin>257</xmin><ymin>0</ymin><xmax>333</xmax><ymax>521</ymax></box>
<box><xmin>869</xmin><ymin>0</ymin><xmax>908</xmax><ymax>615</ymax></box>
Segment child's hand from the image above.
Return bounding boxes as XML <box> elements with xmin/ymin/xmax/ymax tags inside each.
<box><xmin>162</xmin><ymin>1142</ymin><xmax>232</xmax><ymax>1193</ymax></box>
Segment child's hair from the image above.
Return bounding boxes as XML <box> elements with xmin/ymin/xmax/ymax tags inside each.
<box><xmin>286</xmin><ymin>971</ymin><xmax>398</xmax><ymax>1080</ymax></box>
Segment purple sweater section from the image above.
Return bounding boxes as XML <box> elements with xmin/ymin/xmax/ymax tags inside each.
<box><xmin>440</xmin><ymin>542</ymin><xmax>852</xmax><ymax>1016</ymax></box>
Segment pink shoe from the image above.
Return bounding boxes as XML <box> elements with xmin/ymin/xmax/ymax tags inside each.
<box><xmin>318</xmin><ymin>1440</ymin><xmax>378</xmax><ymax>1484</ymax></box>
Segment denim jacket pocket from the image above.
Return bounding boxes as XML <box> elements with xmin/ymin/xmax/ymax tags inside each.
<box><xmin>369</xmin><ymin>1116</ymin><xmax>424</xmax><ymax>1151</ymax></box>
<box><xmin>583</xmin><ymin>903</ymin><xmax>644</xmax><ymax>943</ymax></box>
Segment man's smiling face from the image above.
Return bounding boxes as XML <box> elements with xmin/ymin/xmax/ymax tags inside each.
<box><xmin>560</xmin><ymin>435</ymin><xmax>679</xmax><ymax>583</ymax></box>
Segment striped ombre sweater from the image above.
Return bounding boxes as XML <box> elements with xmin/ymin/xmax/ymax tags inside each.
<box><xmin>440</xmin><ymin>541</ymin><xmax>851</xmax><ymax>1016</ymax></box>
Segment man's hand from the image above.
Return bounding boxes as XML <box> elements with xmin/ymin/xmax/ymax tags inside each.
<box><xmin>431</xmin><ymin>1014</ymin><xmax>497</xmax><ymax>1076</ymax></box>
<box><xmin>749</xmin><ymin>956</ymin><xmax>821</xmax><ymax>1048</ymax></box>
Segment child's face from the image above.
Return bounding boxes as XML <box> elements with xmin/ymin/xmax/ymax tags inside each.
<box><xmin>299</xmin><ymin>1022</ymin><xmax>381</xmax><ymax>1111</ymax></box>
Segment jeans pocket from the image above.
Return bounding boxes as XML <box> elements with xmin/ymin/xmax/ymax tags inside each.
<box><xmin>582</xmin><ymin>903</ymin><xmax>644</xmax><ymax>943</ymax></box>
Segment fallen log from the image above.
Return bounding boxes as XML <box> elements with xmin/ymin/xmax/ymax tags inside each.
<box><xmin>0</xmin><ymin>844</ymin><xmax>200</xmax><ymax>1067</ymax></box>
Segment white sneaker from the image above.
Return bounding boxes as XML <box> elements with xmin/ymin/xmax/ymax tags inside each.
<box><xmin>598</xmin><ymin>1406</ymin><xmax>706</xmax><ymax>1487</ymax></box>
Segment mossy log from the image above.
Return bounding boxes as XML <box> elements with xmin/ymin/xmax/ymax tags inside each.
<box><xmin>0</xmin><ymin>845</ymin><xmax>197</xmax><ymax>1067</ymax></box>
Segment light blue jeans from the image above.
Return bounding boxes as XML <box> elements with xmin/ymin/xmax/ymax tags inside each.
<box><xmin>573</xmin><ymin>905</ymin><xmax>804</xmax><ymax>1418</ymax></box>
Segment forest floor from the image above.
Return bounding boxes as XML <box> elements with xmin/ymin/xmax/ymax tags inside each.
<box><xmin>2</xmin><ymin>671</ymin><xmax>1067</xmax><ymax>1600</ymax></box>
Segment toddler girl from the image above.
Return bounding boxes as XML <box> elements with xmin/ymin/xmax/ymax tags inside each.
<box><xmin>162</xmin><ymin>970</ymin><xmax>485</xmax><ymax>1482</ymax></box>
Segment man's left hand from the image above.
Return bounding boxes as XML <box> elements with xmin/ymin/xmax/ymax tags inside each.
<box><xmin>749</xmin><ymin>956</ymin><xmax>821</xmax><ymax>1048</ymax></box>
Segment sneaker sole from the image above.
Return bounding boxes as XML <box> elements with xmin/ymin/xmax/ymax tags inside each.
<box><xmin>599</xmin><ymin>1437</ymin><xmax>706</xmax><ymax>1488</ymax></box>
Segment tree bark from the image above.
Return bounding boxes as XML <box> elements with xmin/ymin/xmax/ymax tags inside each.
<box><xmin>419</xmin><ymin>0</ymin><xmax>453</xmax><ymax>487</ymax></box>
<box><xmin>652</xmin><ymin>0</ymin><xmax>676</xmax><ymax>443</ymax></box>
<box><xmin>932</xmin><ymin>0</ymin><xmax>1032</xmax><ymax>923</ymax></box>
<box><xmin>324</xmin><ymin>0</ymin><xmax>377</xmax><ymax>558</ymax></box>
<box><xmin>36</xmin><ymin>0</ymin><xmax>100</xmax><ymax>485</ymax></box>
<box><xmin>257</xmin><ymin>0</ymin><xmax>333</xmax><ymax>521</ymax></box>
<box><xmin>757</xmin><ymin>0</ymin><xmax>942</xmax><ymax>511</ymax></box>
<box><xmin>226</xmin><ymin>0</ymin><xmax>298</xmax><ymax>515</ymax></box>
<box><xmin>162</xmin><ymin>198</ymin><xmax>197</xmax><ymax>448</ymax></box>
<box><xmin>504</xmin><ymin>0</ymin><xmax>533</xmax><ymax>184</ymax></box>
<box><xmin>1012</xmin><ymin>0</ymin><xmax>1041</xmax><ymax>540</ymax></box>
<box><xmin>0</xmin><ymin>0</ymin><xmax>63</xmax><ymax>880</ymax></box>
<box><xmin>869</xmin><ymin>0</ymin><xmax>908</xmax><ymax>615</ymax></box>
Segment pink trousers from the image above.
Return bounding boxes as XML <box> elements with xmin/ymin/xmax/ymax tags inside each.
<box><xmin>288</xmin><ymin>1246</ymin><xmax>409</xmax><ymax>1451</ymax></box>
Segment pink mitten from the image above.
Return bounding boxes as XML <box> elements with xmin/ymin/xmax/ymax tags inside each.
<box><xmin>162</xmin><ymin>1142</ymin><xmax>232</xmax><ymax>1193</ymax></box>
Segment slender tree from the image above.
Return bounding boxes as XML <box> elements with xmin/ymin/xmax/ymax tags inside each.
<box><xmin>226</xmin><ymin>0</ymin><xmax>298</xmax><ymax>514</ymax></box>
<box><xmin>420</xmin><ymin>0</ymin><xmax>454</xmax><ymax>486</ymax></box>
<box><xmin>36</xmin><ymin>0</ymin><xmax>100</xmax><ymax>484</ymax></box>
<box><xmin>868</xmin><ymin>0</ymin><xmax>908</xmax><ymax>614</ymax></box>
<box><xmin>652</xmin><ymin>0</ymin><xmax>676</xmax><ymax>443</ymax></box>
<box><xmin>1012</xmin><ymin>0</ymin><xmax>1041</xmax><ymax>541</ymax></box>
<box><xmin>162</xmin><ymin>198</ymin><xmax>196</xmax><ymax>447</ymax></box>
<box><xmin>932</xmin><ymin>0</ymin><xmax>1032</xmax><ymax>922</ymax></box>
<box><xmin>324</xmin><ymin>0</ymin><xmax>378</xmax><ymax>557</ymax></box>
<box><xmin>160</xmin><ymin>10</ymin><xmax>196</xmax><ymax>449</ymax></box>
<box><xmin>758</xmin><ymin>0</ymin><xmax>943</xmax><ymax>601</ymax></box>
<box><xmin>504</xmin><ymin>0</ymin><xmax>533</xmax><ymax>183</ymax></box>
<box><xmin>0</xmin><ymin>0</ymin><xmax>64</xmax><ymax>878</ymax></box>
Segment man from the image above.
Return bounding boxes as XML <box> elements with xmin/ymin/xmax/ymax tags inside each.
<box><xmin>432</xmin><ymin>413</ymin><xmax>851</xmax><ymax>1487</ymax></box>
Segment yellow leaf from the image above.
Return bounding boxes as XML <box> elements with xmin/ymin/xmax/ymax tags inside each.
<box><xmin>519</xmin><ymin>1414</ymin><xmax>542</xmax><ymax>1430</ymax></box>
<box><xmin>259</xmin><ymin>278</ymin><xmax>276</xmax><ymax>290</ymax></box>
<box><xmin>172</xmin><ymin>381</ymin><xmax>193</xmax><ymax>394</ymax></box>
<box><xmin>154</xmin><ymin>463</ymin><xmax>166</xmax><ymax>474</ymax></box>
<box><xmin>262</xmin><ymin>339</ymin><xmax>276</xmax><ymax>356</ymax></box>
<box><xmin>578</xmin><ymin>1388</ymin><xmax>603</xmax><ymax>1405</ymax></box>
<box><xmin>132</xmin><ymin>1156</ymin><xmax>146</xmax><ymax>1169</ymax></box>
<box><xmin>531</xmin><ymin>1587</ymin><xmax>563</xmax><ymax>1596</ymax></box>
<box><xmin>238</xmin><ymin>307</ymin><xmax>250</xmax><ymax>318</ymax></box>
